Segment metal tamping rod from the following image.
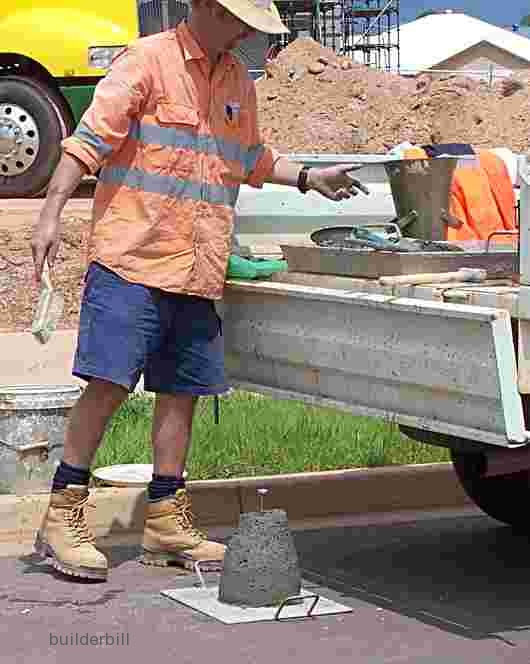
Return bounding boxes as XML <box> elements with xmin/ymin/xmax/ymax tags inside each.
<box><xmin>257</xmin><ymin>488</ymin><xmax>268</xmax><ymax>512</ymax></box>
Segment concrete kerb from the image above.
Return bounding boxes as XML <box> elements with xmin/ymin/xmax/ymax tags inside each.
<box><xmin>2</xmin><ymin>463</ymin><xmax>473</xmax><ymax>557</ymax></box>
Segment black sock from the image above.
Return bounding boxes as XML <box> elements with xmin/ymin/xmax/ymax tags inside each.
<box><xmin>148</xmin><ymin>474</ymin><xmax>186</xmax><ymax>502</ymax></box>
<box><xmin>52</xmin><ymin>460</ymin><xmax>91</xmax><ymax>492</ymax></box>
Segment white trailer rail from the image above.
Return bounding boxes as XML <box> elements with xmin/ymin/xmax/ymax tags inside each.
<box><xmin>223</xmin><ymin>279</ymin><xmax>525</xmax><ymax>448</ymax></box>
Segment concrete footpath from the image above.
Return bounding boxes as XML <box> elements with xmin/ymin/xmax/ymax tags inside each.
<box><xmin>0</xmin><ymin>331</ymin><xmax>80</xmax><ymax>386</ymax></box>
<box><xmin>2</xmin><ymin>508</ymin><xmax>530</xmax><ymax>664</ymax></box>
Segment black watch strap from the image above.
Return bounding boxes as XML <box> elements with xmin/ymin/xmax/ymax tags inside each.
<box><xmin>297</xmin><ymin>165</ymin><xmax>311</xmax><ymax>194</ymax></box>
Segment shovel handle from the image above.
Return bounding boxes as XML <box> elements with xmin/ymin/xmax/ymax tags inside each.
<box><xmin>379</xmin><ymin>268</ymin><xmax>487</xmax><ymax>287</ymax></box>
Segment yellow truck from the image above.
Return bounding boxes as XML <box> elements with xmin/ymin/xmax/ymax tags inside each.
<box><xmin>0</xmin><ymin>1</ymin><xmax>190</xmax><ymax>198</ymax></box>
<box><xmin>0</xmin><ymin>1</ymin><xmax>279</xmax><ymax>199</ymax></box>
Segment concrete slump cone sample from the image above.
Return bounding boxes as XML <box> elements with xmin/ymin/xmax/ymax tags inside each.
<box><xmin>218</xmin><ymin>509</ymin><xmax>301</xmax><ymax>607</ymax></box>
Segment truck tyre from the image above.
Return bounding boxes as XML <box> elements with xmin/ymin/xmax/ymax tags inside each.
<box><xmin>451</xmin><ymin>450</ymin><xmax>530</xmax><ymax>530</ymax></box>
<box><xmin>0</xmin><ymin>77</ymin><xmax>67</xmax><ymax>198</ymax></box>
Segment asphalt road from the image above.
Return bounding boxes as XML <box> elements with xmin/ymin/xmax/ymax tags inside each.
<box><xmin>2</xmin><ymin>509</ymin><xmax>530</xmax><ymax>663</ymax></box>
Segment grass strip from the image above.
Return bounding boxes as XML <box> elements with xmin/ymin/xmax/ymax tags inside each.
<box><xmin>93</xmin><ymin>391</ymin><xmax>449</xmax><ymax>480</ymax></box>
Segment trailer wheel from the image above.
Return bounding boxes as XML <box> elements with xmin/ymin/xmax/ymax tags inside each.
<box><xmin>0</xmin><ymin>77</ymin><xmax>67</xmax><ymax>198</ymax></box>
<box><xmin>451</xmin><ymin>450</ymin><xmax>530</xmax><ymax>529</ymax></box>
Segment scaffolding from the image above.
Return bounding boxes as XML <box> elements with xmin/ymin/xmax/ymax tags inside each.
<box><xmin>272</xmin><ymin>0</ymin><xmax>319</xmax><ymax>51</ymax></box>
<box><xmin>273</xmin><ymin>0</ymin><xmax>400</xmax><ymax>72</ymax></box>
<box><xmin>318</xmin><ymin>1</ymin><xmax>346</xmax><ymax>53</ymax></box>
<box><xmin>342</xmin><ymin>0</ymin><xmax>400</xmax><ymax>71</ymax></box>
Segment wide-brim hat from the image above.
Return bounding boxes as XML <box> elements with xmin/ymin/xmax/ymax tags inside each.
<box><xmin>217</xmin><ymin>0</ymin><xmax>290</xmax><ymax>34</ymax></box>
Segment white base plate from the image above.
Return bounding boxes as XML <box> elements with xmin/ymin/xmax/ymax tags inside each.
<box><xmin>161</xmin><ymin>586</ymin><xmax>352</xmax><ymax>624</ymax></box>
<box><xmin>92</xmin><ymin>464</ymin><xmax>187</xmax><ymax>487</ymax></box>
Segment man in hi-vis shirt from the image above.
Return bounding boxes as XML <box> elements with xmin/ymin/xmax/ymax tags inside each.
<box><xmin>31</xmin><ymin>0</ymin><xmax>368</xmax><ymax>581</ymax></box>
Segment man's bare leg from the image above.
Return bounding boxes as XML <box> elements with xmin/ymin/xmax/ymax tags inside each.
<box><xmin>63</xmin><ymin>378</ymin><xmax>129</xmax><ymax>467</ymax></box>
<box><xmin>142</xmin><ymin>393</ymin><xmax>225</xmax><ymax>569</ymax></box>
<box><xmin>151</xmin><ymin>393</ymin><xmax>197</xmax><ymax>476</ymax></box>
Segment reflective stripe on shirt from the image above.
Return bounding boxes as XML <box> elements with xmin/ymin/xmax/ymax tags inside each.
<box><xmin>99</xmin><ymin>166</ymin><xmax>240</xmax><ymax>207</ymax></box>
<box><xmin>129</xmin><ymin>120</ymin><xmax>264</xmax><ymax>175</ymax></box>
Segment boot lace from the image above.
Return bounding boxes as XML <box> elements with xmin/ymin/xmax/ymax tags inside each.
<box><xmin>65</xmin><ymin>496</ymin><xmax>96</xmax><ymax>546</ymax></box>
<box><xmin>173</xmin><ymin>491</ymin><xmax>206</xmax><ymax>541</ymax></box>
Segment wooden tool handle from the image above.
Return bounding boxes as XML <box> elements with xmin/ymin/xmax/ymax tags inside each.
<box><xmin>379</xmin><ymin>268</ymin><xmax>487</xmax><ymax>287</ymax></box>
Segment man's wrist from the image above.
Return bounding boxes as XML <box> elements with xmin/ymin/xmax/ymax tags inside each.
<box><xmin>297</xmin><ymin>165</ymin><xmax>312</xmax><ymax>194</ymax></box>
<box><xmin>306</xmin><ymin>167</ymin><xmax>318</xmax><ymax>192</ymax></box>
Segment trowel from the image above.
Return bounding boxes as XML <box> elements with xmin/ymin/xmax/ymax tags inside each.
<box><xmin>31</xmin><ymin>260</ymin><xmax>64</xmax><ymax>344</ymax></box>
<box><xmin>310</xmin><ymin>222</ymin><xmax>464</xmax><ymax>253</ymax></box>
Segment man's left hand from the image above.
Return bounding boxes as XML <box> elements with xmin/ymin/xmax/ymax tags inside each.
<box><xmin>307</xmin><ymin>164</ymin><xmax>370</xmax><ymax>201</ymax></box>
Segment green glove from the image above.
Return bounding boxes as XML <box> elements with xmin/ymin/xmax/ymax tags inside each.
<box><xmin>226</xmin><ymin>254</ymin><xmax>288</xmax><ymax>280</ymax></box>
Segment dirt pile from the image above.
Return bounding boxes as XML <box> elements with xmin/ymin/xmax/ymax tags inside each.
<box><xmin>256</xmin><ymin>37</ymin><xmax>530</xmax><ymax>154</ymax></box>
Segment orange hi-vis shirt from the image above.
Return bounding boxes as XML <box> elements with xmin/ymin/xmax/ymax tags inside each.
<box><xmin>61</xmin><ymin>23</ymin><xmax>278</xmax><ymax>299</ymax></box>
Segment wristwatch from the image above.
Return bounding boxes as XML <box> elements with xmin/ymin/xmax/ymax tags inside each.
<box><xmin>297</xmin><ymin>165</ymin><xmax>312</xmax><ymax>194</ymax></box>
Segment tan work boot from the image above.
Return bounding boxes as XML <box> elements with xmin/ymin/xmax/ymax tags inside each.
<box><xmin>34</xmin><ymin>485</ymin><xmax>108</xmax><ymax>581</ymax></box>
<box><xmin>141</xmin><ymin>489</ymin><xmax>225</xmax><ymax>571</ymax></box>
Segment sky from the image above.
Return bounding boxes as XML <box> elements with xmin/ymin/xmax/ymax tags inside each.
<box><xmin>400</xmin><ymin>2</ymin><xmax>530</xmax><ymax>27</ymax></box>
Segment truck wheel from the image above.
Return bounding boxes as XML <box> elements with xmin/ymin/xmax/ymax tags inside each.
<box><xmin>451</xmin><ymin>450</ymin><xmax>530</xmax><ymax>529</ymax></box>
<box><xmin>0</xmin><ymin>77</ymin><xmax>66</xmax><ymax>198</ymax></box>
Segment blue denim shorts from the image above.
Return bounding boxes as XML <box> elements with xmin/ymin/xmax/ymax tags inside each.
<box><xmin>72</xmin><ymin>262</ymin><xmax>228</xmax><ymax>395</ymax></box>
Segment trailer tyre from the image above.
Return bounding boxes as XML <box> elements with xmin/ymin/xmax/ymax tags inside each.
<box><xmin>0</xmin><ymin>77</ymin><xmax>66</xmax><ymax>198</ymax></box>
<box><xmin>451</xmin><ymin>450</ymin><xmax>530</xmax><ymax>529</ymax></box>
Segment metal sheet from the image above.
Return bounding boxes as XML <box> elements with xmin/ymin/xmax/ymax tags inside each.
<box><xmin>223</xmin><ymin>280</ymin><xmax>528</xmax><ymax>447</ymax></box>
<box><xmin>161</xmin><ymin>586</ymin><xmax>352</xmax><ymax>624</ymax></box>
<box><xmin>281</xmin><ymin>243</ymin><xmax>517</xmax><ymax>279</ymax></box>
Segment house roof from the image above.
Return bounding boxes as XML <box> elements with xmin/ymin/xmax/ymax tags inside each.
<box><xmin>389</xmin><ymin>11</ymin><xmax>530</xmax><ymax>73</ymax></box>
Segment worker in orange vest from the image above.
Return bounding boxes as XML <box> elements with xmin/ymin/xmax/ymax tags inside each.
<box><xmin>30</xmin><ymin>0</ymin><xmax>370</xmax><ymax>583</ymax></box>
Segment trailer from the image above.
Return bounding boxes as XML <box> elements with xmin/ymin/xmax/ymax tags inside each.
<box><xmin>222</xmin><ymin>156</ymin><xmax>530</xmax><ymax>529</ymax></box>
